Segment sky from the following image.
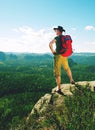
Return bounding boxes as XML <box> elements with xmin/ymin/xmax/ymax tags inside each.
<box><xmin>0</xmin><ymin>0</ymin><xmax>95</xmax><ymax>53</ymax></box>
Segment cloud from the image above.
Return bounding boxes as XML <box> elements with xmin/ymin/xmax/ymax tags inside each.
<box><xmin>85</xmin><ymin>25</ymin><xmax>95</xmax><ymax>31</ymax></box>
<box><xmin>0</xmin><ymin>26</ymin><xmax>55</xmax><ymax>53</ymax></box>
<box><xmin>17</xmin><ymin>26</ymin><xmax>54</xmax><ymax>53</ymax></box>
<box><xmin>0</xmin><ymin>26</ymin><xmax>95</xmax><ymax>53</ymax></box>
<box><xmin>71</xmin><ymin>28</ymin><xmax>77</xmax><ymax>31</ymax></box>
<box><xmin>73</xmin><ymin>40</ymin><xmax>95</xmax><ymax>52</ymax></box>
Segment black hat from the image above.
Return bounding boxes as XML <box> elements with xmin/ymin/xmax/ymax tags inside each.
<box><xmin>53</xmin><ymin>26</ymin><xmax>65</xmax><ymax>32</ymax></box>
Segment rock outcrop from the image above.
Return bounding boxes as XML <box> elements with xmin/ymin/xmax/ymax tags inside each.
<box><xmin>25</xmin><ymin>81</ymin><xmax>95</xmax><ymax>130</ymax></box>
<box><xmin>28</xmin><ymin>81</ymin><xmax>95</xmax><ymax>116</ymax></box>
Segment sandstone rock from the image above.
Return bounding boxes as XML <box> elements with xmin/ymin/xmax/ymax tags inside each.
<box><xmin>31</xmin><ymin>94</ymin><xmax>52</xmax><ymax>114</ymax></box>
<box><xmin>26</xmin><ymin>81</ymin><xmax>95</xmax><ymax>128</ymax></box>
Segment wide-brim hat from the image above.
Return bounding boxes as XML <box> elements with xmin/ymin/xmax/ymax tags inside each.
<box><xmin>53</xmin><ymin>26</ymin><xmax>65</xmax><ymax>32</ymax></box>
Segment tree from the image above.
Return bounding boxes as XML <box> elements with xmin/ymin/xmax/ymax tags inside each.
<box><xmin>0</xmin><ymin>52</ymin><xmax>6</xmax><ymax>61</ymax></box>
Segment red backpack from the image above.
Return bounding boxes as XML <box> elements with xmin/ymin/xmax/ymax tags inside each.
<box><xmin>60</xmin><ymin>35</ymin><xmax>73</xmax><ymax>57</ymax></box>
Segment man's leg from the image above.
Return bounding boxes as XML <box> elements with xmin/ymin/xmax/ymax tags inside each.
<box><xmin>54</xmin><ymin>55</ymin><xmax>61</xmax><ymax>90</ymax></box>
<box><xmin>62</xmin><ymin>56</ymin><xmax>74</xmax><ymax>83</ymax></box>
<box><xmin>66</xmin><ymin>67</ymin><xmax>74</xmax><ymax>83</ymax></box>
<box><xmin>56</xmin><ymin>76</ymin><xmax>61</xmax><ymax>90</ymax></box>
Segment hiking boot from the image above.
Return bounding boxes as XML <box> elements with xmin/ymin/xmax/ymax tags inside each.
<box><xmin>71</xmin><ymin>80</ymin><xmax>75</xmax><ymax>84</ymax></box>
<box><xmin>54</xmin><ymin>89</ymin><xmax>63</xmax><ymax>94</ymax></box>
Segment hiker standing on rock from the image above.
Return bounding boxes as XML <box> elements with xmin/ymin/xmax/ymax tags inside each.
<box><xmin>49</xmin><ymin>26</ymin><xmax>75</xmax><ymax>93</ymax></box>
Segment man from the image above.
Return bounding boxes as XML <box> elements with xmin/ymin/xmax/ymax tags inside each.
<box><xmin>49</xmin><ymin>26</ymin><xmax>75</xmax><ymax>93</ymax></box>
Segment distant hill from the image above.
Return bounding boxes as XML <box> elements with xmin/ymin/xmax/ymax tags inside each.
<box><xmin>71</xmin><ymin>52</ymin><xmax>95</xmax><ymax>65</ymax></box>
<box><xmin>0</xmin><ymin>52</ymin><xmax>95</xmax><ymax>65</ymax></box>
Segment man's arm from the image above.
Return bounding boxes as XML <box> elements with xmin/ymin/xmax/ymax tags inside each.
<box><xmin>49</xmin><ymin>39</ymin><xmax>56</xmax><ymax>54</ymax></box>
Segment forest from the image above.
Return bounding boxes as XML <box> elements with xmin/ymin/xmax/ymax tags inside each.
<box><xmin>0</xmin><ymin>51</ymin><xmax>95</xmax><ymax>130</ymax></box>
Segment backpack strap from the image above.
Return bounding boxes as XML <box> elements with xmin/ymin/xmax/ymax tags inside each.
<box><xmin>59</xmin><ymin>35</ymin><xmax>68</xmax><ymax>54</ymax></box>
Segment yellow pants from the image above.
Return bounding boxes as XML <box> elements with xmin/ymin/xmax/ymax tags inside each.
<box><xmin>54</xmin><ymin>54</ymin><xmax>70</xmax><ymax>77</ymax></box>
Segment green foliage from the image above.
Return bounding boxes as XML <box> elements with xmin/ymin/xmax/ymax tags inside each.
<box><xmin>0</xmin><ymin>98</ymin><xmax>12</xmax><ymax>130</ymax></box>
<box><xmin>0</xmin><ymin>92</ymin><xmax>45</xmax><ymax>130</ymax></box>
<box><xmin>65</xmin><ymin>84</ymin><xmax>95</xmax><ymax>130</ymax></box>
<box><xmin>0</xmin><ymin>52</ymin><xmax>95</xmax><ymax>129</ymax></box>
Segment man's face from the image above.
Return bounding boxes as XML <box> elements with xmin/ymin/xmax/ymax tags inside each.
<box><xmin>55</xmin><ymin>30</ymin><xmax>62</xmax><ymax>35</ymax></box>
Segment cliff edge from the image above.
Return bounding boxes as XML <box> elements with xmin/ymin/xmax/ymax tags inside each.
<box><xmin>19</xmin><ymin>81</ymin><xmax>95</xmax><ymax>130</ymax></box>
